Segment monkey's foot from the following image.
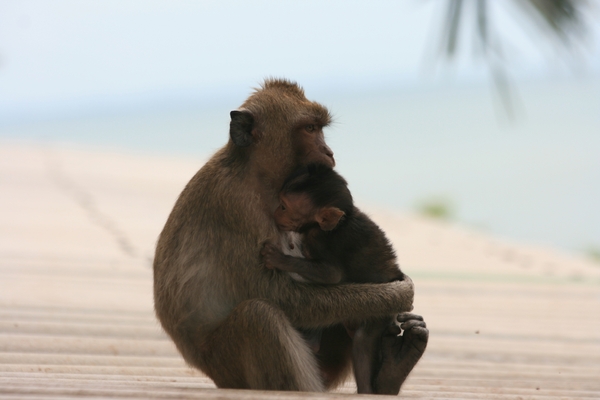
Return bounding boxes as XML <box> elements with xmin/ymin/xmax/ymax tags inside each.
<box><xmin>373</xmin><ymin>313</ymin><xmax>428</xmax><ymax>395</ymax></box>
<box><xmin>395</xmin><ymin>312</ymin><xmax>428</xmax><ymax>355</ymax></box>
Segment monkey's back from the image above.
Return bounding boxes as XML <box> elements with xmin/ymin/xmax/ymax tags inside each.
<box><xmin>306</xmin><ymin>207</ymin><xmax>404</xmax><ymax>284</ymax></box>
<box><xmin>153</xmin><ymin>147</ymin><xmax>279</xmax><ymax>351</ymax></box>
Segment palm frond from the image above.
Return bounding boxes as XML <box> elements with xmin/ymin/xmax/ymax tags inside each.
<box><xmin>436</xmin><ymin>0</ymin><xmax>587</xmax><ymax>118</ymax></box>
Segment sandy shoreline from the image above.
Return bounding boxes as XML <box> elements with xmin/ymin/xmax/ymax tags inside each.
<box><xmin>2</xmin><ymin>140</ymin><xmax>598</xmax><ymax>281</ymax></box>
<box><xmin>1</xmin><ymin>140</ymin><xmax>599</xmax><ymax>398</ymax></box>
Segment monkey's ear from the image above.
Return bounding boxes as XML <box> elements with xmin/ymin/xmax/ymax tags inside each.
<box><xmin>316</xmin><ymin>207</ymin><xmax>345</xmax><ymax>231</ymax></box>
<box><xmin>229</xmin><ymin>109</ymin><xmax>254</xmax><ymax>147</ymax></box>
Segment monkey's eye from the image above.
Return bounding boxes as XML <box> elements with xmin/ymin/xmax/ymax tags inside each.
<box><xmin>305</xmin><ymin>124</ymin><xmax>316</xmax><ymax>133</ymax></box>
<box><xmin>280</xmin><ymin>204</ymin><xmax>286</xmax><ymax>211</ymax></box>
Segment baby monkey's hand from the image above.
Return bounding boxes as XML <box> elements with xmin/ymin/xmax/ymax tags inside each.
<box><xmin>260</xmin><ymin>242</ymin><xmax>286</xmax><ymax>270</ymax></box>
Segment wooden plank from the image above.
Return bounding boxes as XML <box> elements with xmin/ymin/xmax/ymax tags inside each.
<box><xmin>1</xmin><ymin>142</ymin><xmax>599</xmax><ymax>399</ymax></box>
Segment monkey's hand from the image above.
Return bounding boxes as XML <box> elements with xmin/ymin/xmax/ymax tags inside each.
<box><xmin>261</xmin><ymin>242</ymin><xmax>286</xmax><ymax>270</ymax></box>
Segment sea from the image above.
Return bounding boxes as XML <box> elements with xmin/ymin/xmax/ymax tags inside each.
<box><xmin>1</xmin><ymin>76</ymin><xmax>599</xmax><ymax>255</ymax></box>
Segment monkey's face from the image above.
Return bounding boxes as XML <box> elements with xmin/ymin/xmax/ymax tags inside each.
<box><xmin>274</xmin><ymin>193</ymin><xmax>318</xmax><ymax>232</ymax></box>
<box><xmin>293</xmin><ymin>122</ymin><xmax>335</xmax><ymax>169</ymax></box>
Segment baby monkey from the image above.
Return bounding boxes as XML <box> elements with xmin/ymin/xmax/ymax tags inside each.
<box><xmin>261</xmin><ymin>164</ymin><xmax>413</xmax><ymax>393</ymax></box>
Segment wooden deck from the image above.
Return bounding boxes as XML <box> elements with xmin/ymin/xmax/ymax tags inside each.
<box><xmin>1</xmin><ymin>142</ymin><xmax>599</xmax><ymax>399</ymax></box>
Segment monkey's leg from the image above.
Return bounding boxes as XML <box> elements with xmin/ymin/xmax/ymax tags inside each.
<box><xmin>298</xmin><ymin>328</ymin><xmax>323</xmax><ymax>353</ymax></box>
<box><xmin>201</xmin><ymin>299</ymin><xmax>324</xmax><ymax>392</ymax></box>
<box><xmin>352</xmin><ymin>322</ymin><xmax>386</xmax><ymax>394</ymax></box>
<box><xmin>352</xmin><ymin>325</ymin><xmax>374</xmax><ymax>394</ymax></box>
<box><xmin>372</xmin><ymin>313</ymin><xmax>428</xmax><ymax>395</ymax></box>
<box><xmin>316</xmin><ymin>324</ymin><xmax>353</xmax><ymax>390</ymax></box>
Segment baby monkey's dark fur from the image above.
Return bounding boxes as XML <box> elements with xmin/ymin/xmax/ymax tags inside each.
<box><xmin>262</xmin><ymin>164</ymin><xmax>425</xmax><ymax>393</ymax></box>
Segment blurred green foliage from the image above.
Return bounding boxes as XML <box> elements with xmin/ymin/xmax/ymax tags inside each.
<box><xmin>585</xmin><ymin>246</ymin><xmax>600</xmax><ymax>265</ymax></box>
<box><xmin>438</xmin><ymin>0</ymin><xmax>587</xmax><ymax>117</ymax></box>
<box><xmin>415</xmin><ymin>197</ymin><xmax>455</xmax><ymax>221</ymax></box>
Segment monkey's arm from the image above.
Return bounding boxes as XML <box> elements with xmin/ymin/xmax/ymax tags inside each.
<box><xmin>261</xmin><ymin>242</ymin><xmax>342</xmax><ymax>284</ymax></box>
<box><xmin>269</xmin><ymin>274</ymin><xmax>414</xmax><ymax>329</ymax></box>
<box><xmin>257</xmin><ymin>242</ymin><xmax>413</xmax><ymax>328</ymax></box>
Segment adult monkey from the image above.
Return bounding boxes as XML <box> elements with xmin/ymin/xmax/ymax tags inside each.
<box><xmin>154</xmin><ymin>79</ymin><xmax>422</xmax><ymax>393</ymax></box>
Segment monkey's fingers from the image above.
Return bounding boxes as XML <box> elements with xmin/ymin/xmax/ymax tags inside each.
<box><xmin>260</xmin><ymin>243</ymin><xmax>278</xmax><ymax>258</ymax></box>
<box><xmin>261</xmin><ymin>255</ymin><xmax>276</xmax><ymax>269</ymax></box>
<box><xmin>396</xmin><ymin>313</ymin><xmax>424</xmax><ymax>323</ymax></box>
<box><xmin>263</xmin><ymin>261</ymin><xmax>275</xmax><ymax>270</ymax></box>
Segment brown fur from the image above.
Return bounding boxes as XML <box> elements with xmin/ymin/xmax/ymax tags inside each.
<box><xmin>263</xmin><ymin>165</ymin><xmax>428</xmax><ymax>394</ymax></box>
<box><xmin>153</xmin><ymin>79</ymin><xmax>415</xmax><ymax>392</ymax></box>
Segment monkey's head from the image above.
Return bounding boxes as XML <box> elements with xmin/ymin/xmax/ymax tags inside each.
<box><xmin>274</xmin><ymin>164</ymin><xmax>353</xmax><ymax>233</ymax></box>
<box><xmin>274</xmin><ymin>193</ymin><xmax>344</xmax><ymax>233</ymax></box>
<box><xmin>228</xmin><ymin>79</ymin><xmax>335</xmax><ymax>184</ymax></box>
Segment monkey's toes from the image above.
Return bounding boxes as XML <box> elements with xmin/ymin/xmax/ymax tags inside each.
<box><xmin>400</xmin><ymin>319</ymin><xmax>426</xmax><ymax>331</ymax></box>
<box><xmin>397</xmin><ymin>312</ymin><xmax>424</xmax><ymax>323</ymax></box>
<box><xmin>404</xmin><ymin>325</ymin><xmax>429</xmax><ymax>347</ymax></box>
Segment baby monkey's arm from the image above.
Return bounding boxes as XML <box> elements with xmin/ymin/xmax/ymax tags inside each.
<box><xmin>261</xmin><ymin>242</ymin><xmax>343</xmax><ymax>284</ymax></box>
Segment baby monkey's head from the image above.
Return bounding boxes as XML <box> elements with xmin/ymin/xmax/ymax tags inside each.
<box><xmin>274</xmin><ymin>164</ymin><xmax>353</xmax><ymax>233</ymax></box>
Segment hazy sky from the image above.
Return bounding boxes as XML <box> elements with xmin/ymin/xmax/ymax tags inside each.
<box><xmin>0</xmin><ymin>1</ymin><xmax>599</xmax><ymax>253</ymax></box>
<box><xmin>1</xmin><ymin>0</ymin><xmax>598</xmax><ymax>121</ymax></box>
